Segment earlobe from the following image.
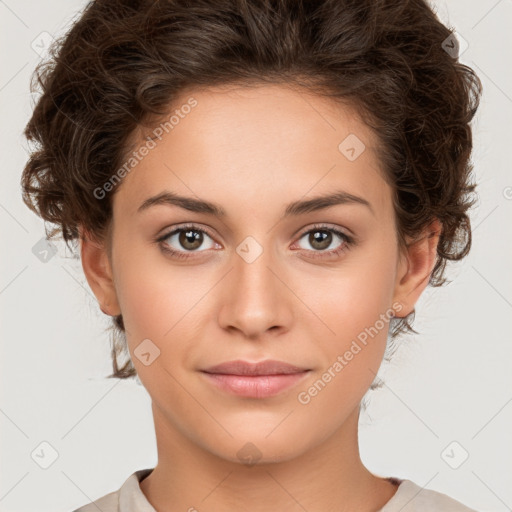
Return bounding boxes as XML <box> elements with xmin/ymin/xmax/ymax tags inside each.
<box><xmin>79</xmin><ymin>225</ymin><xmax>121</xmax><ymax>317</ymax></box>
<box><xmin>392</xmin><ymin>218</ymin><xmax>442</xmax><ymax>318</ymax></box>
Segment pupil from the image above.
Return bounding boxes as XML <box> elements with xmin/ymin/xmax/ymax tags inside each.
<box><xmin>311</xmin><ymin>230</ymin><xmax>331</xmax><ymax>250</ymax></box>
<box><xmin>180</xmin><ymin>230</ymin><xmax>202</xmax><ymax>249</ymax></box>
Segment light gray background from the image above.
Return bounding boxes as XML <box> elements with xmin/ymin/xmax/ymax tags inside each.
<box><xmin>1</xmin><ymin>1</ymin><xmax>511</xmax><ymax>511</ymax></box>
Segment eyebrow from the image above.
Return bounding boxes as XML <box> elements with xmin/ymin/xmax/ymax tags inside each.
<box><xmin>137</xmin><ymin>190</ymin><xmax>374</xmax><ymax>218</ymax></box>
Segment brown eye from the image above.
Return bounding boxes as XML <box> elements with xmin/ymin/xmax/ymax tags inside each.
<box><xmin>306</xmin><ymin>229</ymin><xmax>333</xmax><ymax>251</ymax></box>
<box><xmin>293</xmin><ymin>224</ymin><xmax>354</xmax><ymax>260</ymax></box>
<box><xmin>177</xmin><ymin>229</ymin><xmax>204</xmax><ymax>251</ymax></box>
<box><xmin>297</xmin><ymin>227</ymin><xmax>347</xmax><ymax>252</ymax></box>
<box><xmin>157</xmin><ymin>224</ymin><xmax>217</xmax><ymax>257</ymax></box>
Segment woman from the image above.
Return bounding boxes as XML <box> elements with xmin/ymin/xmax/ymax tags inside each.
<box><xmin>21</xmin><ymin>0</ymin><xmax>482</xmax><ymax>510</ymax></box>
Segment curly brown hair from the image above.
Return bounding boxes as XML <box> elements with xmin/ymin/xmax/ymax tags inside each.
<box><xmin>21</xmin><ymin>0</ymin><xmax>482</xmax><ymax>380</ymax></box>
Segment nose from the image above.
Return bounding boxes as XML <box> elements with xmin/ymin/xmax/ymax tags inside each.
<box><xmin>217</xmin><ymin>241</ymin><xmax>294</xmax><ymax>340</ymax></box>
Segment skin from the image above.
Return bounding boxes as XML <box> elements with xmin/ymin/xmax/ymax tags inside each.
<box><xmin>80</xmin><ymin>83</ymin><xmax>440</xmax><ymax>512</ymax></box>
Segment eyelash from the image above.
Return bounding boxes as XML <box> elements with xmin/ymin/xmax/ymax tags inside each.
<box><xmin>155</xmin><ymin>223</ymin><xmax>355</xmax><ymax>261</ymax></box>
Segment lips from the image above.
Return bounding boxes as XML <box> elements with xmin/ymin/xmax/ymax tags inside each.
<box><xmin>200</xmin><ymin>360</ymin><xmax>312</xmax><ymax>398</ymax></box>
<box><xmin>201</xmin><ymin>359</ymin><xmax>309</xmax><ymax>376</ymax></box>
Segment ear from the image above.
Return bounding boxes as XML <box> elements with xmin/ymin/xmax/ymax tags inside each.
<box><xmin>79</xmin><ymin>225</ymin><xmax>121</xmax><ymax>316</ymax></box>
<box><xmin>392</xmin><ymin>218</ymin><xmax>442</xmax><ymax>318</ymax></box>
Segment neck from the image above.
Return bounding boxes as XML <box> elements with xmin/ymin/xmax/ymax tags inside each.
<box><xmin>139</xmin><ymin>403</ymin><xmax>399</xmax><ymax>512</ymax></box>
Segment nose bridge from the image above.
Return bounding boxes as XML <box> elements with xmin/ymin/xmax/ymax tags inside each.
<box><xmin>236</xmin><ymin>236</ymin><xmax>276</xmax><ymax>294</ymax></box>
<box><xmin>218</xmin><ymin>234</ymin><xmax>292</xmax><ymax>337</ymax></box>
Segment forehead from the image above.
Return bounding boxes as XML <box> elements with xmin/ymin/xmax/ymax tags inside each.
<box><xmin>112</xmin><ymin>83</ymin><xmax>390</xmax><ymax>219</ymax></box>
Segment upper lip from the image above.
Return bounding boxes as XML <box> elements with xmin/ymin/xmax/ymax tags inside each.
<box><xmin>201</xmin><ymin>359</ymin><xmax>310</xmax><ymax>376</ymax></box>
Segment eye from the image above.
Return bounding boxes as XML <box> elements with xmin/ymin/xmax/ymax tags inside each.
<box><xmin>155</xmin><ymin>222</ymin><xmax>355</xmax><ymax>261</ymax></box>
<box><xmin>156</xmin><ymin>224</ymin><xmax>218</xmax><ymax>259</ymax></box>
<box><xmin>292</xmin><ymin>224</ymin><xmax>354</xmax><ymax>259</ymax></box>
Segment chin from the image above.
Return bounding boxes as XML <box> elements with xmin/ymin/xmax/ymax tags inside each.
<box><xmin>202</xmin><ymin>433</ymin><xmax>311</xmax><ymax>467</ymax></box>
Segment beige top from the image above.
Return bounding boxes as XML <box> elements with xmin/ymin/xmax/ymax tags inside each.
<box><xmin>72</xmin><ymin>468</ymin><xmax>477</xmax><ymax>511</ymax></box>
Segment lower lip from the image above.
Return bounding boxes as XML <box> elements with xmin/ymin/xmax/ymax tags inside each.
<box><xmin>201</xmin><ymin>371</ymin><xmax>310</xmax><ymax>398</ymax></box>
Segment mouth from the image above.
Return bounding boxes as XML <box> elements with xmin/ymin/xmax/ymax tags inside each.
<box><xmin>200</xmin><ymin>359</ymin><xmax>311</xmax><ymax>398</ymax></box>
<box><xmin>201</xmin><ymin>359</ymin><xmax>310</xmax><ymax>376</ymax></box>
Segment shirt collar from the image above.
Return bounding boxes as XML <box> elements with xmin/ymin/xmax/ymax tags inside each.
<box><xmin>118</xmin><ymin>469</ymin><xmax>406</xmax><ymax>512</ymax></box>
<box><xmin>119</xmin><ymin>468</ymin><xmax>156</xmax><ymax>512</ymax></box>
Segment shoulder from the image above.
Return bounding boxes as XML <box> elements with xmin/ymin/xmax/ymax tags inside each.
<box><xmin>70</xmin><ymin>468</ymin><xmax>155</xmax><ymax>512</ymax></box>
<box><xmin>380</xmin><ymin>479</ymin><xmax>477</xmax><ymax>512</ymax></box>
<box><xmin>71</xmin><ymin>489</ymin><xmax>119</xmax><ymax>512</ymax></box>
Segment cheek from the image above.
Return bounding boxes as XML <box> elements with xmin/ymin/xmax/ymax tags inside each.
<box><xmin>294</xmin><ymin>269</ymin><xmax>396</xmax><ymax>422</ymax></box>
<box><xmin>113</xmin><ymin>245</ymin><xmax>200</xmax><ymax>331</ymax></box>
<box><xmin>112</xmin><ymin>253</ymin><xmax>216</xmax><ymax>369</ymax></box>
<box><xmin>299</xmin><ymin>238</ymin><xmax>398</xmax><ymax>384</ymax></box>
<box><xmin>305</xmin><ymin>241</ymin><xmax>398</xmax><ymax>339</ymax></box>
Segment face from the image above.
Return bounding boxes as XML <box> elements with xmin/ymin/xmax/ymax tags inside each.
<box><xmin>83</xmin><ymin>83</ymin><xmax>433</xmax><ymax>465</ymax></box>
